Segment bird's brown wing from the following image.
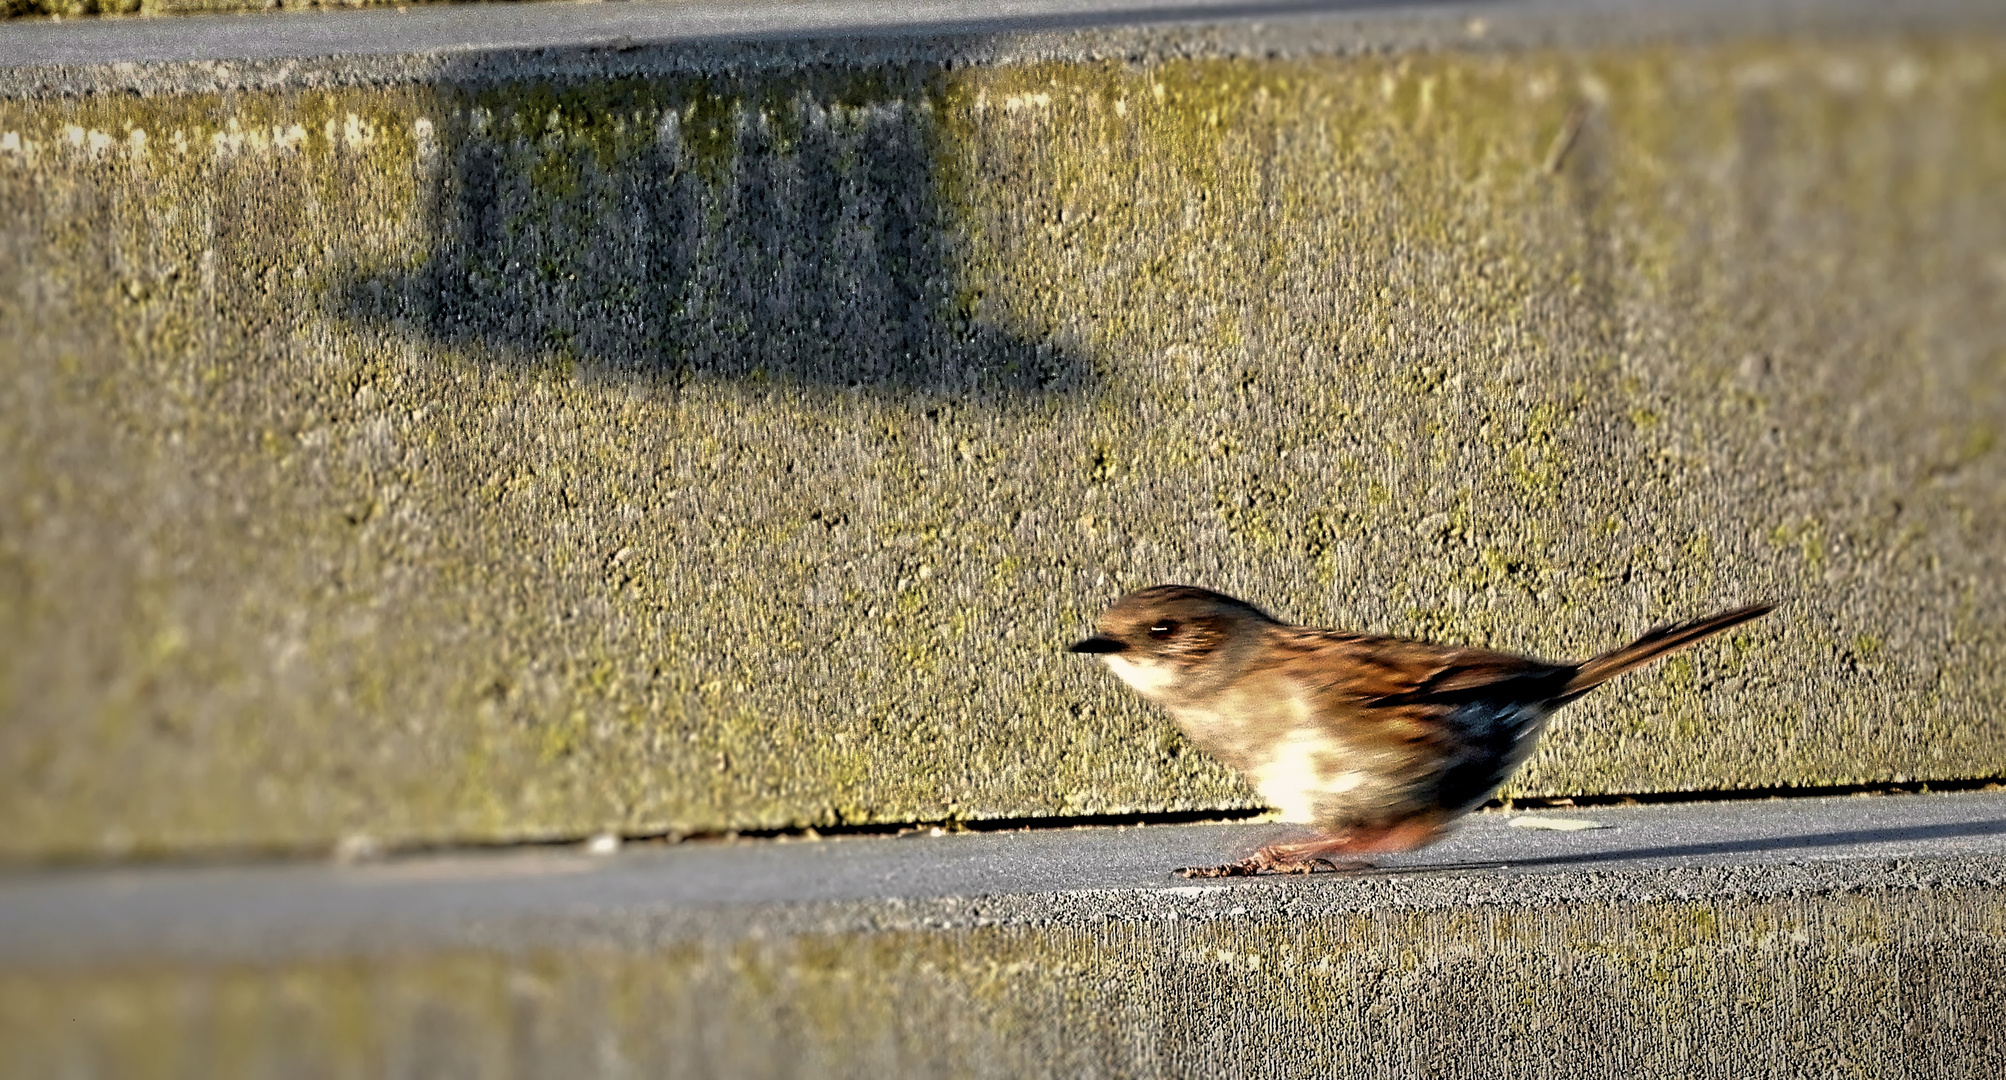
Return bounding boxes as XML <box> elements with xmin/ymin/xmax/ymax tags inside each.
<box><xmin>1267</xmin><ymin>629</ymin><xmax>1574</xmax><ymax>749</ymax></box>
<box><xmin>1267</xmin><ymin>629</ymin><xmax>1577</xmax><ymax>824</ymax></box>
<box><xmin>1271</xmin><ymin>629</ymin><xmax>1571</xmax><ymax>705</ymax></box>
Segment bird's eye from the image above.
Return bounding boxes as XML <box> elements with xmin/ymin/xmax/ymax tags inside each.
<box><xmin>1148</xmin><ymin>621</ymin><xmax>1179</xmax><ymax>638</ymax></box>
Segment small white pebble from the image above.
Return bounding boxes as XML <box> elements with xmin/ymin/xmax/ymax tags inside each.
<box><xmin>1508</xmin><ymin>817</ymin><xmax>1606</xmax><ymax>832</ymax></box>
<box><xmin>585</xmin><ymin>832</ymin><xmax>622</xmax><ymax>855</ymax></box>
<box><xmin>332</xmin><ymin>834</ymin><xmax>382</xmax><ymax>863</ymax></box>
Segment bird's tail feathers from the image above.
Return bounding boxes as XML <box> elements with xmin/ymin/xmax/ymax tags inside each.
<box><xmin>1559</xmin><ymin>603</ymin><xmax>1776</xmax><ymax>701</ymax></box>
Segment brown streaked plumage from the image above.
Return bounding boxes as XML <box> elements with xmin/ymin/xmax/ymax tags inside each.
<box><xmin>1068</xmin><ymin>585</ymin><xmax>1775</xmax><ymax>877</ymax></box>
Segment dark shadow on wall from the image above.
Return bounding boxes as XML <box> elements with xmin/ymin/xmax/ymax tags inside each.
<box><xmin>340</xmin><ymin>56</ymin><xmax>1090</xmax><ymax>400</ymax></box>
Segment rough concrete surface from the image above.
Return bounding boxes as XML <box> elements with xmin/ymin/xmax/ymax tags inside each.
<box><xmin>2</xmin><ymin>1</ymin><xmax>2004</xmax><ymax>860</ymax></box>
<box><xmin>3</xmin><ymin>793</ymin><xmax>2005</xmax><ymax>1077</ymax></box>
<box><xmin>7</xmin><ymin>0</ymin><xmax>1991</xmax><ymax>35</ymax></box>
<box><xmin>4</xmin><ymin>0</ymin><xmax>406</xmax><ymax>21</ymax></box>
<box><xmin>12</xmin><ymin>0</ymin><xmax>1529</xmax><ymax>45</ymax></box>
<box><xmin>9</xmin><ymin>0</ymin><xmax>2006</xmax><ymax>72</ymax></box>
<box><xmin>3</xmin><ymin>0</ymin><xmax>1389</xmax><ymax>29</ymax></box>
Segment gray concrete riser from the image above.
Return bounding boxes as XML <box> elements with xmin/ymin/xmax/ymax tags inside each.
<box><xmin>7</xmin><ymin>884</ymin><xmax>2005</xmax><ymax>1079</ymax></box>
<box><xmin>5</xmin><ymin>13</ymin><xmax>2004</xmax><ymax>858</ymax></box>
<box><xmin>4</xmin><ymin>0</ymin><xmax>2005</xmax><ymax>878</ymax></box>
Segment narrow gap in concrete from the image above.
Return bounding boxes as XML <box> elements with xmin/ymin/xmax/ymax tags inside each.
<box><xmin>1493</xmin><ymin>775</ymin><xmax>2006</xmax><ymax>810</ymax></box>
<box><xmin>394</xmin><ymin>776</ymin><xmax>2006</xmax><ymax>857</ymax></box>
<box><xmin>703</xmin><ymin>776</ymin><xmax>2006</xmax><ymax>842</ymax></box>
<box><xmin>9</xmin><ymin>778</ymin><xmax>1999</xmax><ymax>874</ymax></box>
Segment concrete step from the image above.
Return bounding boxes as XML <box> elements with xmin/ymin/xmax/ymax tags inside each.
<box><xmin>4</xmin><ymin>789</ymin><xmax>2004</xmax><ymax>1076</ymax></box>
<box><xmin>3</xmin><ymin>0</ymin><xmax>2004</xmax><ymax>861</ymax></box>
<box><xmin>8</xmin><ymin>0</ymin><xmax>1989</xmax><ymax>62</ymax></box>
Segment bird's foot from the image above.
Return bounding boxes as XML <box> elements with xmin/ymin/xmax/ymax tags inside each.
<box><xmin>1171</xmin><ymin>823</ymin><xmax>1437</xmax><ymax>878</ymax></box>
<box><xmin>1172</xmin><ymin>862</ymin><xmax>1255</xmax><ymax>878</ymax></box>
<box><xmin>1171</xmin><ymin>855</ymin><xmax>1371</xmax><ymax>878</ymax></box>
<box><xmin>1269</xmin><ymin>857</ymin><xmax>1369</xmax><ymax>874</ymax></box>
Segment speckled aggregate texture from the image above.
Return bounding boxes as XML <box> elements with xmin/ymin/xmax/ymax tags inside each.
<box><xmin>2</xmin><ymin>30</ymin><xmax>2004</xmax><ymax>860</ymax></box>
<box><xmin>3</xmin><ymin>877</ymin><xmax>2003</xmax><ymax>1077</ymax></box>
<box><xmin>2</xmin><ymin>0</ymin><xmax>422</xmax><ymax>19</ymax></box>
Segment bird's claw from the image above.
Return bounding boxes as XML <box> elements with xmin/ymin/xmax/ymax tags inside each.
<box><xmin>1172</xmin><ymin>863</ymin><xmax>1256</xmax><ymax>878</ymax></box>
<box><xmin>1172</xmin><ymin>856</ymin><xmax>1365</xmax><ymax>878</ymax></box>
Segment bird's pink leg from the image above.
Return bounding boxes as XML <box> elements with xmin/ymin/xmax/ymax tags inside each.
<box><xmin>1174</xmin><ymin>819</ymin><xmax>1444</xmax><ymax>878</ymax></box>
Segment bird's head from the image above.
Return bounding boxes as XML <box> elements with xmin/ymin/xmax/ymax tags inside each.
<box><xmin>1068</xmin><ymin>585</ymin><xmax>1277</xmax><ymax>706</ymax></box>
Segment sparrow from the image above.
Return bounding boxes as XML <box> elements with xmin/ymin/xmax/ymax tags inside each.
<box><xmin>1068</xmin><ymin>585</ymin><xmax>1774</xmax><ymax>877</ymax></box>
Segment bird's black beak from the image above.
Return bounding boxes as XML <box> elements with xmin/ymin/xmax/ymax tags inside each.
<box><xmin>1068</xmin><ymin>636</ymin><xmax>1127</xmax><ymax>655</ymax></box>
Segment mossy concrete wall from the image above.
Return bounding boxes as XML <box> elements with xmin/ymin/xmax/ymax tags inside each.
<box><xmin>5</xmin><ymin>868</ymin><xmax>2003</xmax><ymax>1077</ymax></box>
<box><xmin>4</xmin><ymin>29</ymin><xmax>2005</xmax><ymax>860</ymax></box>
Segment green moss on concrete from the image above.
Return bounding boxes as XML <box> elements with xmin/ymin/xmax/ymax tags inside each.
<box><xmin>2</xmin><ymin>885</ymin><xmax>2002</xmax><ymax>1075</ymax></box>
<box><xmin>3</xmin><ymin>36</ymin><xmax>2006</xmax><ymax>859</ymax></box>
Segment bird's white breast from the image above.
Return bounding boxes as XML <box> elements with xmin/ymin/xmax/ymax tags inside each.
<box><xmin>1248</xmin><ymin>730</ymin><xmax>1363</xmax><ymax>824</ymax></box>
<box><xmin>1101</xmin><ymin>654</ymin><xmax>1180</xmax><ymax>701</ymax></box>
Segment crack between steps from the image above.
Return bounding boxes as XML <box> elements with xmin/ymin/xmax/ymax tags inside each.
<box><xmin>15</xmin><ymin>776</ymin><xmax>1999</xmax><ymax>874</ymax></box>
